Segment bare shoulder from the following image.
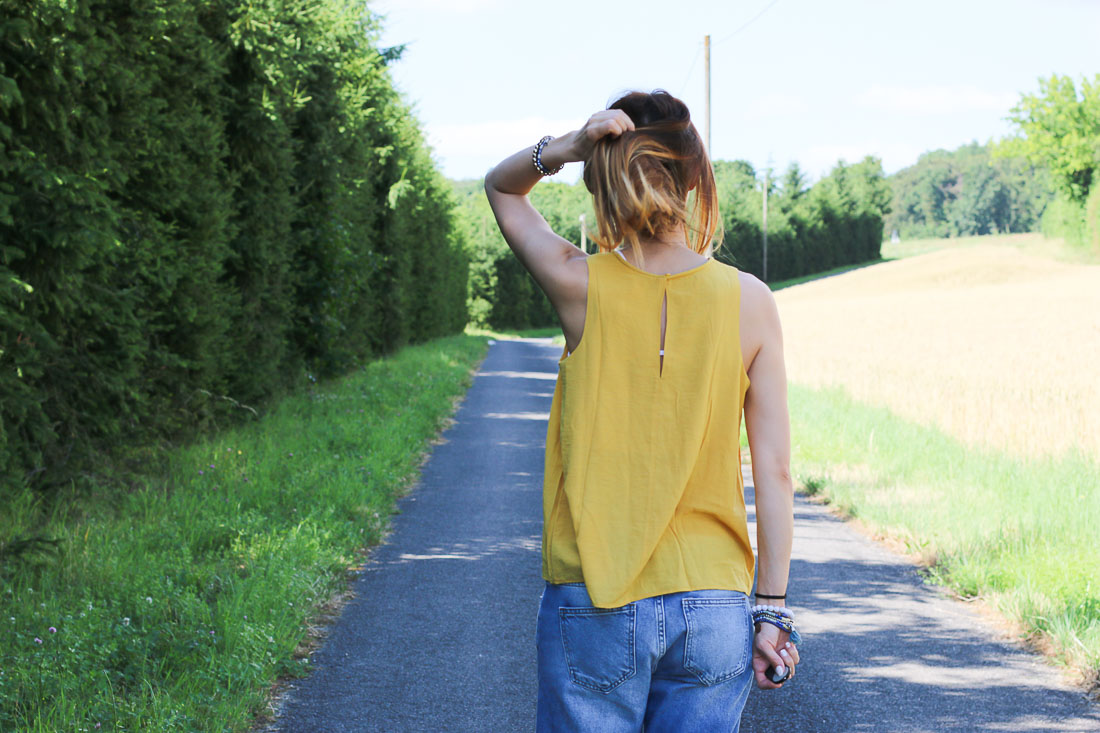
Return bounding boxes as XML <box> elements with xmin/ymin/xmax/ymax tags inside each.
<box><xmin>737</xmin><ymin>270</ymin><xmax>781</xmax><ymax>369</ymax></box>
<box><xmin>738</xmin><ymin>271</ymin><xmax>779</xmax><ymax>321</ymax></box>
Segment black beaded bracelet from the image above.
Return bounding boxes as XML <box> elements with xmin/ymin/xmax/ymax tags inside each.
<box><xmin>532</xmin><ymin>135</ymin><xmax>564</xmax><ymax>176</ymax></box>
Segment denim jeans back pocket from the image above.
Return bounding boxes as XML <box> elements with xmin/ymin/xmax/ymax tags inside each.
<box><xmin>558</xmin><ymin>605</ymin><xmax>637</xmax><ymax>693</ymax></box>
<box><xmin>681</xmin><ymin>597</ymin><xmax>751</xmax><ymax>686</ymax></box>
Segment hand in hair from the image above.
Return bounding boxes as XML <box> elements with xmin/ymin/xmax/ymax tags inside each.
<box><xmin>567</xmin><ymin>109</ymin><xmax>636</xmax><ymax>163</ymax></box>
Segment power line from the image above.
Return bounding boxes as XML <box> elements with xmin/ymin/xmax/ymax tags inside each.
<box><xmin>712</xmin><ymin>0</ymin><xmax>782</xmax><ymax>46</ymax></box>
<box><xmin>677</xmin><ymin>42</ymin><xmax>704</xmax><ymax>97</ymax></box>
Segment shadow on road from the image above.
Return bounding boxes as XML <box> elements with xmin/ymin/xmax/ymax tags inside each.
<box><xmin>742</xmin><ymin>484</ymin><xmax>1100</xmax><ymax>732</ymax></box>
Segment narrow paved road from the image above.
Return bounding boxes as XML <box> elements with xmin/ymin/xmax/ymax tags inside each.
<box><xmin>267</xmin><ymin>338</ymin><xmax>1100</xmax><ymax>732</ymax></box>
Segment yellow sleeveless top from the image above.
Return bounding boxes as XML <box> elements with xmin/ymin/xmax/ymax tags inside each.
<box><xmin>541</xmin><ymin>250</ymin><xmax>754</xmax><ymax>608</ymax></box>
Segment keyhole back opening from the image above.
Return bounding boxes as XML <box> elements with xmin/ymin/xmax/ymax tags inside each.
<box><xmin>659</xmin><ymin>289</ymin><xmax>668</xmax><ymax>377</ymax></box>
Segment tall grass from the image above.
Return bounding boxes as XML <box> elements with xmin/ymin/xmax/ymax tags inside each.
<box><xmin>0</xmin><ymin>333</ymin><xmax>489</xmax><ymax>731</ymax></box>
<box><xmin>788</xmin><ymin>382</ymin><xmax>1100</xmax><ymax>684</ymax></box>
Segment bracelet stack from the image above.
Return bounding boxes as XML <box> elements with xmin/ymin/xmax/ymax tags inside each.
<box><xmin>532</xmin><ymin>135</ymin><xmax>564</xmax><ymax>177</ymax></box>
<box><xmin>751</xmin><ymin>604</ymin><xmax>802</xmax><ymax>645</ymax></box>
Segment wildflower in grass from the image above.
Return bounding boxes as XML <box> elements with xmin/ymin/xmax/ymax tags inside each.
<box><xmin>199</xmin><ymin>470</ymin><xmax>204</xmax><ymax>475</ymax></box>
<box><xmin>122</xmin><ymin>617</ymin><xmax>130</xmax><ymax>626</ymax></box>
<box><xmin>48</xmin><ymin>626</ymin><xmax>56</xmax><ymax>633</ymax></box>
<box><xmin>34</xmin><ymin>637</ymin><xmax>42</xmax><ymax>644</ymax></box>
<box><xmin>210</xmin><ymin>630</ymin><xmax>215</xmax><ymax>636</ymax></box>
<box><xmin>209</xmin><ymin>464</ymin><xmax>215</xmax><ymax>469</ymax></box>
<box><xmin>145</xmin><ymin>596</ymin><xmax>153</xmax><ymax>604</ymax></box>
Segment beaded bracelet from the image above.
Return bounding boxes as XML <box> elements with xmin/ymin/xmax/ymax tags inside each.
<box><xmin>752</xmin><ymin>604</ymin><xmax>793</xmax><ymax>619</ymax></box>
<box><xmin>753</xmin><ymin>611</ymin><xmax>795</xmax><ymax>629</ymax></box>
<box><xmin>532</xmin><ymin>136</ymin><xmax>564</xmax><ymax>176</ymax></box>
<box><xmin>753</xmin><ymin>613</ymin><xmax>795</xmax><ymax>631</ymax></box>
<box><xmin>751</xmin><ymin>606</ymin><xmax>802</xmax><ymax>644</ymax></box>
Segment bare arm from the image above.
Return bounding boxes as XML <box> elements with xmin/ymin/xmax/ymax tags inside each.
<box><xmin>484</xmin><ymin>110</ymin><xmax>634</xmax><ymax>315</ymax></box>
<box><xmin>741</xmin><ymin>275</ymin><xmax>799</xmax><ymax>688</ymax></box>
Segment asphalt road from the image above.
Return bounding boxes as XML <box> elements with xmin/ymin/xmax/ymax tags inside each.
<box><xmin>266</xmin><ymin>337</ymin><xmax>1100</xmax><ymax>732</ymax></box>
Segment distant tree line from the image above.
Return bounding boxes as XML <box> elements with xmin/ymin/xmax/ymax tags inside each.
<box><xmin>0</xmin><ymin>1</ymin><xmax>467</xmax><ymax>497</ymax></box>
<box><xmin>888</xmin><ymin>74</ymin><xmax>1100</xmax><ymax>251</ymax></box>
<box><xmin>455</xmin><ymin>157</ymin><xmax>891</xmax><ymax>330</ymax></box>
<box><xmin>884</xmin><ymin>142</ymin><xmax>1052</xmax><ymax>239</ymax></box>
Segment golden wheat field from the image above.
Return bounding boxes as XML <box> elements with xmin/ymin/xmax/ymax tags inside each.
<box><xmin>775</xmin><ymin>241</ymin><xmax>1100</xmax><ymax>460</ymax></box>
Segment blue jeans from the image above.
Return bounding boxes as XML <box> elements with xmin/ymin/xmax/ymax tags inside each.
<box><xmin>536</xmin><ymin>582</ymin><xmax>754</xmax><ymax>732</ymax></box>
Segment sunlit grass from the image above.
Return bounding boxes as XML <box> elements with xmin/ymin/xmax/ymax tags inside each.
<box><xmin>777</xmin><ymin>234</ymin><xmax>1100</xmax><ymax>687</ymax></box>
<box><xmin>787</xmin><ymin>382</ymin><xmax>1100</xmax><ymax>684</ymax></box>
<box><xmin>0</xmin><ymin>333</ymin><xmax>490</xmax><ymax>732</ymax></box>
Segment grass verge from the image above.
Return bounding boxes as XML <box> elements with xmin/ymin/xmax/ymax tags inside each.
<box><xmin>0</xmin><ymin>332</ymin><xmax>490</xmax><ymax>732</ymax></box>
<box><xmin>788</xmin><ymin>381</ymin><xmax>1100</xmax><ymax>691</ymax></box>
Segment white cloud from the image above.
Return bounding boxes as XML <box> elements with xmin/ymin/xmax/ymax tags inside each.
<box><xmin>857</xmin><ymin>84</ymin><xmax>1017</xmax><ymax>114</ymax></box>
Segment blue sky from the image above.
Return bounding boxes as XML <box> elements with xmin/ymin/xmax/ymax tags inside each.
<box><xmin>371</xmin><ymin>0</ymin><xmax>1100</xmax><ymax>184</ymax></box>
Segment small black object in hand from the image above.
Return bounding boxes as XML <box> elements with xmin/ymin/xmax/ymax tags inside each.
<box><xmin>765</xmin><ymin>664</ymin><xmax>792</xmax><ymax>684</ymax></box>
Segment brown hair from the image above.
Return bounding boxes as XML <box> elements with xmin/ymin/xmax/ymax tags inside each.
<box><xmin>582</xmin><ymin>90</ymin><xmax>722</xmax><ymax>270</ymax></box>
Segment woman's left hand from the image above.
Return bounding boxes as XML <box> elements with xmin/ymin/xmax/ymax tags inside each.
<box><xmin>565</xmin><ymin>109</ymin><xmax>635</xmax><ymax>162</ymax></box>
<box><xmin>752</xmin><ymin>622</ymin><xmax>801</xmax><ymax>689</ymax></box>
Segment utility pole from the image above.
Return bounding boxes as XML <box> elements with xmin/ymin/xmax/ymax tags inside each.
<box><xmin>762</xmin><ymin>168</ymin><xmax>769</xmax><ymax>282</ymax></box>
<box><xmin>579</xmin><ymin>214</ymin><xmax>587</xmax><ymax>254</ymax></box>
<box><xmin>704</xmin><ymin>34</ymin><xmax>711</xmax><ymax>154</ymax></box>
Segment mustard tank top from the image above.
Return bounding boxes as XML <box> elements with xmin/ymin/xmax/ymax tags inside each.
<box><xmin>541</xmin><ymin>250</ymin><xmax>755</xmax><ymax>608</ymax></box>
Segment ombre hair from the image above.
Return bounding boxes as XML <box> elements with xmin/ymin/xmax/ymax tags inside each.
<box><xmin>582</xmin><ymin>90</ymin><xmax>722</xmax><ymax>269</ymax></box>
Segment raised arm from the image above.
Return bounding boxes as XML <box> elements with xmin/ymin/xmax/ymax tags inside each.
<box><xmin>484</xmin><ymin>110</ymin><xmax>634</xmax><ymax>317</ymax></box>
<box><xmin>740</xmin><ymin>273</ymin><xmax>799</xmax><ymax>689</ymax></box>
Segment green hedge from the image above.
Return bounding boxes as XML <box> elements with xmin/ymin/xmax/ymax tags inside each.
<box><xmin>714</xmin><ymin>157</ymin><xmax>890</xmax><ymax>281</ymax></box>
<box><xmin>453</xmin><ymin>178</ymin><xmax>578</xmax><ymax>331</ymax></box>
<box><xmin>0</xmin><ymin>0</ymin><xmax>468</xmax><ymax>499</ymax></box>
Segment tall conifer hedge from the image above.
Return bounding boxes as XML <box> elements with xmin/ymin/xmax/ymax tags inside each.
<box><xmin>0</xmin><ymin>0</ymin><xmax>468</xmax><ymax>498</ymax></box>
